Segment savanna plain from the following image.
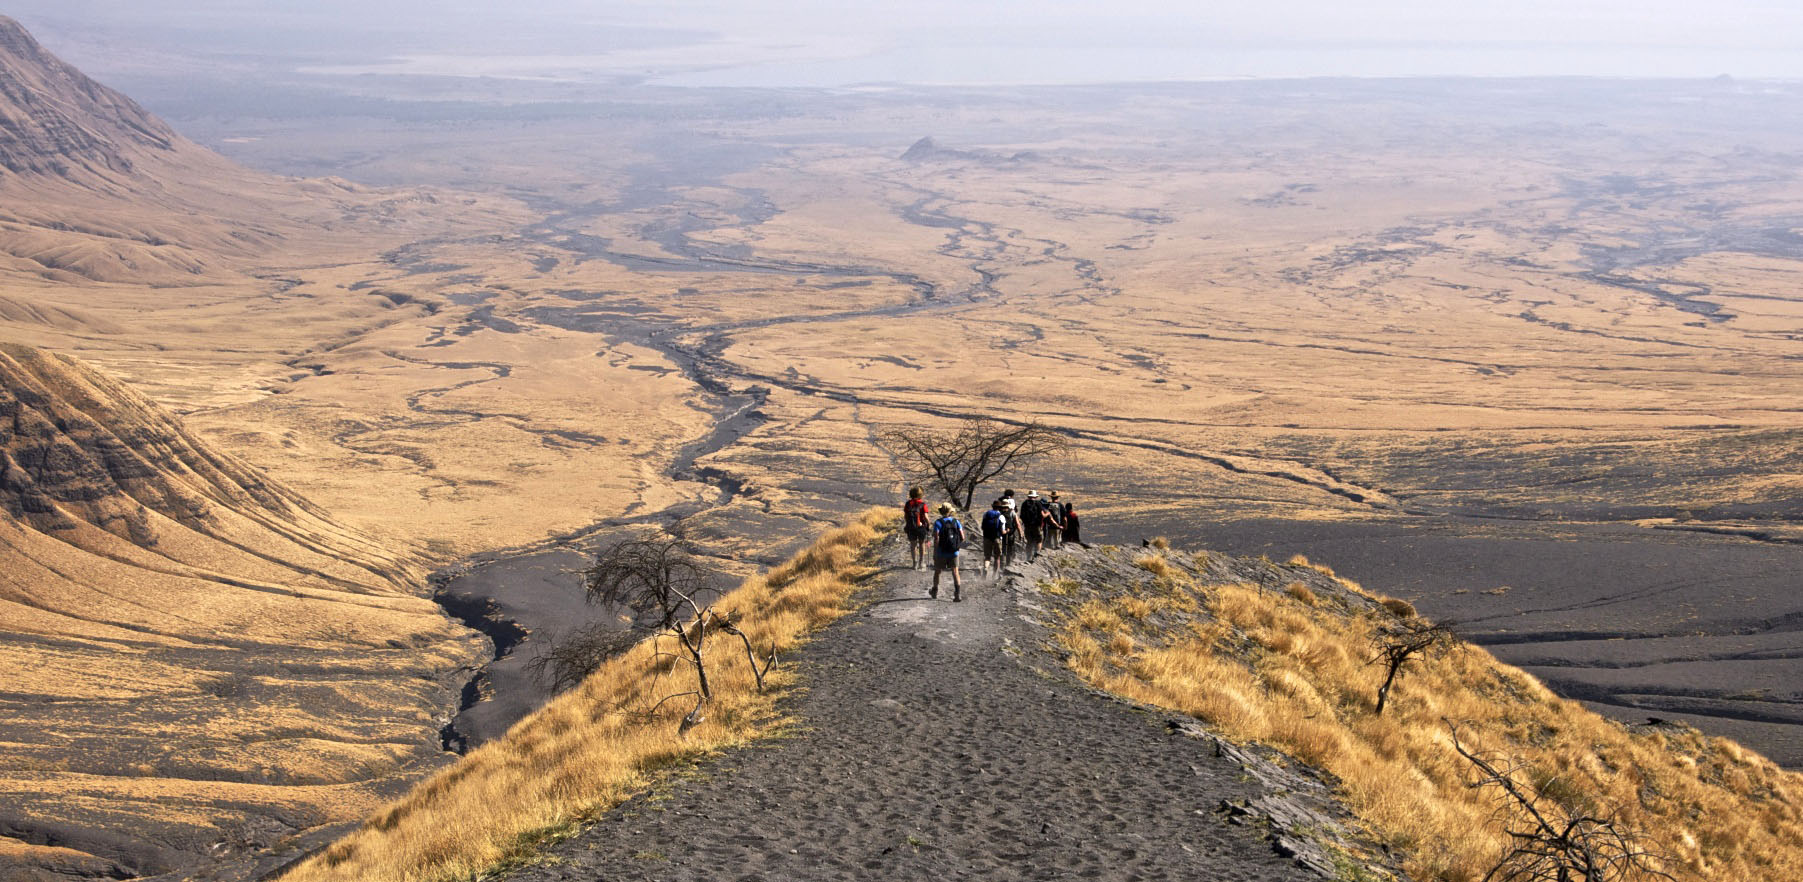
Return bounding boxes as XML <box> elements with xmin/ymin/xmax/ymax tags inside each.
<box><xmin>2</xmin><ymin>19</ymin><xmax>1801</xmax><ymax>881</ymax></box>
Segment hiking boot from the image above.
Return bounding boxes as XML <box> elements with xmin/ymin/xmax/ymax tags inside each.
<box><xmin>953</xmin><ymin>589</ymin><xmax>961</xmax><ymax>602</ymax></box>
<box><xmin>929</xmin><ymin>585</ymin><xmax>938</xmax><ymax>599</ymax></box>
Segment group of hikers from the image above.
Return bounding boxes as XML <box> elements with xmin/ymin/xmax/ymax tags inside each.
<box><xmin>902</xmin><ymin>485</ymin><xmax>1082</xmax><ymax>601</ymax></box>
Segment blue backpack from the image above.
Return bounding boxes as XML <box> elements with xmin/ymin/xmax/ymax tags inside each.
<box><xmin>981</xmin><ymin>509</ymin><xmax>1005</xmax><ymax>538</ymax></box>
<box><xmin>934</xmin><ymin>517</ymin><xmax>964</xmax><ymax>553</ymax></box>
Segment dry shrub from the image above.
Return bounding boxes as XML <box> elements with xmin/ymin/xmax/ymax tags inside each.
<box><xmin>281</xmin><ymin>509</ymin><xmax>892</xmax><ymax>882</ymax></box>
<box><xmin>1380</xmin><ymin>597</ymin><xmax>1418</xmax><ymax>619</ymax></box>
<box><xmin>1060</xmin><ymin>566</ymin><xmax>1803</xmax><ymax>882</ymax></box>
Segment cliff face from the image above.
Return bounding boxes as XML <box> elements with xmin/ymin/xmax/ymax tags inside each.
<box><xmin>0</xmin><ymin>345</ymin><xmax>486</xmax><ymax>879</ymax></box>
<box><xmin>0</xmin><ymin>15</ymin><xmax>180</xmax><ymax>180</ymax></box>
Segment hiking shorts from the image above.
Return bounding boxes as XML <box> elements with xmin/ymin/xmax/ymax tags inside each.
<box><xmin>905</xmin><ymin>523</ymin><xmax>927</xmax><ymax>542</ymax></box>
<box><xmin>982</xmin><ymin>536</ymin><xmax>1001</xmax><ymax>558</ymax></box>
<box><xmin>933</xmin><ymin>551</ymin><xmax>959</xmax><ymax>570</ymax></box>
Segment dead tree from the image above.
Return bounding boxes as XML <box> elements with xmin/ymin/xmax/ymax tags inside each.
<box><xmin>581</xmin><ymin>536</ymin><xmax>776</xmax><ymax>733</ymax></box>
<box><xmin>1448</xmin><ymin>726</ymin><xmax>1675</xmax><ymax>882</ymax></box>
<box><xmin>525</xmin><ymin>622</ymin><xmax>640</xmax><ymax>694</ymax></box>
<box><xmin>1370</xmin><ymin>618</ymin><xmax>1457</xmax><ymax>715</ymax></box>
<box><xmin>878</xmin><ymin>418</ymin><xmax>1069</xmax><ymax>511</ymax></box>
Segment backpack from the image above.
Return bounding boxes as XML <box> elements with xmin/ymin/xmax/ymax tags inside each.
<box><xmin>981</xmin><ymin>509</ymin><xmax>1005</xmax><ymax>538</ymax></box>
<box><xmin>934</xmin><ymin>517</ymin><xmax>964</xmax><ymax>553</ymax></box>
<box><xmin>904</xmin><ymin>498</ymin><xmax>928</xmax><ymax>527</ymax></box>
<box><xmin>1019</xmin><ymin>498</ymin><xmax>1041</xmax><ymax>526</ymax></box>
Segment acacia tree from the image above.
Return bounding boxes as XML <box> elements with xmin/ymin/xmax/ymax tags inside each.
<box><xmin>580</xmin><ymin>536</ymin><xmax>775</xmax><ymax>733</ymax></box>
<box><xmin>878</xmin><ymin>417</ymin><xmax>1069</xmax><ymax>511</ymax></box>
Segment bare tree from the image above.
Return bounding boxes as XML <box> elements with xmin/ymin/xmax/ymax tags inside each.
<box><xmin>1449</xmin><ymin>725</ymin><xmax>1676</xmax><ymax>882</ymax></box>
<box><xmin>1369</xmin><ymin>618</ymin><xmax>1457</xmax><ymax>715</ymax></box>
<box><xmin>581</xmin><ymin>536</ymin><xmax>777</xmax><ymax>733</ymax></box>
<box><xmin>878</xmin><ymin>417</ymin><xmax>1069</xmax><ymax>511</ymax></box>
<box><xmin>525</xmin><ymin>622</ymin><xmax>641</xmax><ymax>694</ymax></box>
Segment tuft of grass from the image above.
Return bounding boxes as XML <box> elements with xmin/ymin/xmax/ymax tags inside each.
<box><xmin>281</xmin><ymin>509</ymin><xmax>893</xmax><ymax>882</ymax></box>
<box><xmin>1059</xmin><ymin>550</ymin><xmax>1803</xmax><ymax>882</ymax></box>
<box><xmin>1133</xmin><ymin>553</ymin><xmax>1175</xmax><ymax>578</ymax></box>
<box><xmin>1378</xmin><ymin>597</ymin><xmax>1417</xmax><ymax>619</ymax></box>
<box><xmin>1284</xmin><ymin>582</ymin><xmax>1319</xmax><ymax>606</ymax></box>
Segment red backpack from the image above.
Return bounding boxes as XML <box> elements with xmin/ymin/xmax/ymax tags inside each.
<box><xmin>904</xmin><ymin>498</ymin><xmax>929</xmax><ymax>527</ymax></box>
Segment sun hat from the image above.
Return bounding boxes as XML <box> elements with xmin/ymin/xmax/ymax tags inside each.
<box><xmin>1026</xmin><ymin>490</ymin><xmax>1039</xmax><ymax>498</ymax></box>
<box><xmin>1002</xmin><ymin>498</ymin><xmax>1015</xmax><ymax>509</ymax></box>
<box><xmin>1049</xmin><ymin>491</ymin><xmax>1060</xmax><ymax>500</ymax></box>
<box><xmin>938</xmin><ymin>503</ymin><xmax>952</xmax><ymax>514</ymax></box>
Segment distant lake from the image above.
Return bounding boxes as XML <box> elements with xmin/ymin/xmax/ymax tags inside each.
<box><xmin>303</xmin><ymin>43</ymin><xmax>1803</xmax><ymax>89</ymax></box>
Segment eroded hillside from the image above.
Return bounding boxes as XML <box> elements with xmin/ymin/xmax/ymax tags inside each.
<box><xmin>0</xmin><ymin>345</ymin><xmax>485</xmax><ymax>878</ymax></box>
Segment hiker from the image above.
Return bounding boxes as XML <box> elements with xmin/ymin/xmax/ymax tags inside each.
<box><xmin>903</xmin><ymin>486</ymin><xmax>930</xmax><ymax>570</ymax></box>
<box><xmin>930</xmin><ymin>503</ymin><xmax>965</xmax><ymax>601</ymax></box>
<box><xmin>1044</xmin><ymin>492</ymin><xmax>1066</xmax><ymax>550</ymax></box>
<box><xmin>1061</xmin><ymin>500</ymin><xmax>1081</xmax><ymax>545</ymax></box>
<box><xmin>1000</xmin><ymin>497</ymin><xmax>1020</xmax><ymax>568</ymax></box>
<box><xmin>1019</xmin><ymin>490</ymin><xmax>1045</xmax><ymax>562</ymax></box>
<box><xmin>980</xmin><ymin>500</ymin><xmax>1009</xmax><ymax>579</ymax></box>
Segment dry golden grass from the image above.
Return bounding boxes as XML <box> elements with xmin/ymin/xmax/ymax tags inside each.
<box><xmin>281</xmin><ymin>509</ymin><xmax>892</xmax><ymax>882</ymax></box>
<box><xmin>1059</xmin><ymin>559</ymin><xmax>1803</xmax><ymax>882</ymax></box>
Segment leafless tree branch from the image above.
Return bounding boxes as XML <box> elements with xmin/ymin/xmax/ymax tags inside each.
<box><xmin>877</xmin><ymin>418</ymin><xmax>1069</xmax><ymax>511</ymax></box>
<box><xmin>1448</xmin><ymin>724</ymin><xmax>1677</xmax><ymax>882</ymax></box>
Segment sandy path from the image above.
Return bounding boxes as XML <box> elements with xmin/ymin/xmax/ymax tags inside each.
<box><xmin>506</xmin><ymin>538</ymin><xmax>1320</xmax><ymax>882</ymax></box>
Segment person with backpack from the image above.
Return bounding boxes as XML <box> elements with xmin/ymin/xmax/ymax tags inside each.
<box><xmin>999</xmin><ymin>497</ymin><xmax>1020</xmax><ymax>569</ymax></box>
<box><xmin>1044</xmin><ymin>491</ymin><xmax>1066</xmax><ymax>550</ymax></box>
<box><xmin>980</xmin><ymin>501</ymin><xmax>1009</xmax><ymax>579</ymax></box>
<box><xmin>930</xmin><ymin>503</ymin><xmax>966</xmax><ymax>601</ymax></box>
<box><xmin>1019</xmin><ymin>490</ymin><xmax>1045</xmax><ymax>563</ymax></box>
<box><xmin>903</xmin><ymin>486</ymin><xmax>930</xmax><ymax>570</ymax></box>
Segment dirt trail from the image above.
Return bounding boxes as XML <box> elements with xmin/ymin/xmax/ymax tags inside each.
<box><xmin>504</xmin><ymin>537</ymin><xmax>1322</xmax><ymax>882</ymax></box>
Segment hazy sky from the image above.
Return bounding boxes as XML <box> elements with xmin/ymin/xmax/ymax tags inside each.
<box><xmin>14</xmin><ymin>0</ymin><xmax>1803</xmax><ymax>84</ymax></box>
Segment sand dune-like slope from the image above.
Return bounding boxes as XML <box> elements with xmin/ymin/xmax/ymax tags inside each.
<box><xmin>0</xmin><ymin>345</ymin><xmax>485</xmax><ymax>878</ymax></box>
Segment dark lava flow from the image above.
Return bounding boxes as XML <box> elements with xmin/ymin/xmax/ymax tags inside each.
<box><xmin>428</xmin><ymin>143</ymin><xmax>996</xmax><ymax>750</ymax></box>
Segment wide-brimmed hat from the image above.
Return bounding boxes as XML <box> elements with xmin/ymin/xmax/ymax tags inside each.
<box><xmin>1049</xmin><ymin>491</ymin><xmax>1060</xmax><ymax>499</ymax></box>
<box><xmin>1026</xmin><ymin>490</ymin><xmax>1039</xmax><ymax>498</ymax></box>
<box><xmin>938</xmin><ymin>503</ymin><xmax>952</xmax><ymax>514</ymax></box>
<box><xmin>1002</xmin><ymin>498</ymin><xmax>1015</xmax><ymax>509</ymax></box>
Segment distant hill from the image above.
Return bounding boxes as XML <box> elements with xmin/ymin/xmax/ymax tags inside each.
<box><xmin>0</xmin><ymin>15</ymin><xmax>283</xmax><ymax>284</ymax></box>
<box><xmin>0</xmin><ymin>343</ymin><xmax>486</xmax><ymax>879</ymax></box>
<box><xmin>0</xmin><ymin>15</ymin><xmax>184</xmax><ymax>180</ymax></box>
<box><xmin>0</xmin><ymin>15</ymin><xmax>506</xmax><ymax>290</ymax></box>
<box><xmin>901</xmin><ymin>135</ymin><xmax>1040</xmax><ymax>165</ymax></box>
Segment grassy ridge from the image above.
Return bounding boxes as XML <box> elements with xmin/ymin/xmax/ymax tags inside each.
<box><xmin>1054</xmin><ymin>548</ymin><xmax>1803</xmax><ymax>882</ymax></box>
<box><xmin>283</xmin><ymin>509</ymin><xmax>893</xmax><ymax>882</ymax></box>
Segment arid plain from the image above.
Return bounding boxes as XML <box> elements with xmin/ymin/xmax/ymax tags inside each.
<box><xmin>176</xmin><ymin>77</ymin><xmax>1803</xmax><ymax>762</ymax></box>
<box><xmin>3</xmin><ymin>18</ymin><xmax>1802</xmax><ymax>877</ymax></box>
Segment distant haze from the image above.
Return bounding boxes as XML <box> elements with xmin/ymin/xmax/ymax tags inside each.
<box><xmin>11</xmin><ymin>0</ymin><xmax>1803</xmax><ymax>85</ymax></box>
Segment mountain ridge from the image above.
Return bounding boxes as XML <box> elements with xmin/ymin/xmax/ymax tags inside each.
<box><xmin>0</xmin><ymin>14</ymin><xmax>181</xmax><ymax>180</ymax></box>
